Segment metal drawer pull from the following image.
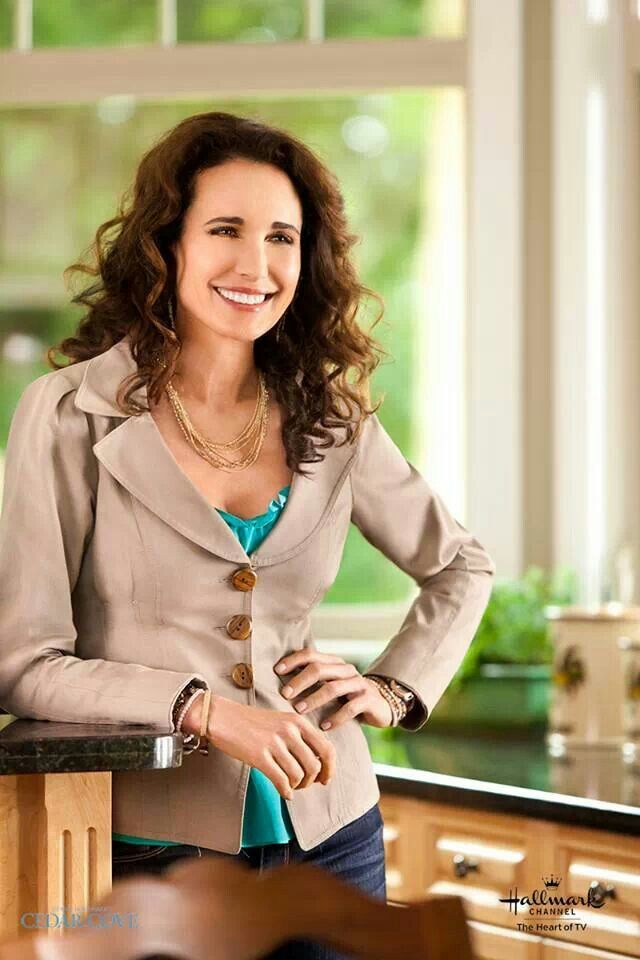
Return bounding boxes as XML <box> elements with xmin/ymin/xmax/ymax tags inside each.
<box><xmin>589</xmin><ymin>880</ymin><xmax>617</xmax><ymax>905</ymax></box>
<box><xmin>452</xmin><ymin>854</ymin><xmax>480</xmax><ymax>878</ymax></box>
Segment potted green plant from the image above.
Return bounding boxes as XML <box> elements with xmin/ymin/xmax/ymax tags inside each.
<box><xmin>426</xmin><ymin>565</ymin><xmax>578</xmax><ymax>734</ymax></box>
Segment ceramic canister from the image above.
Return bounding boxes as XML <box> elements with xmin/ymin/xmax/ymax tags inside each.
<box><xmin>545</xmin><ymin>605</ymin><xmax>640</xmax><ymax>750</ymax></box>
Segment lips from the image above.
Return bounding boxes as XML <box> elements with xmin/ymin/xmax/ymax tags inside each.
<box><xmin>212</xmin><ymin>287</ymin><xmax>276</xmax><ymax>300</ymax></box>
<box><xmin>210</xmin><ymin>287</ymin><xmax>276</xmax><ymax>312</ymax></box>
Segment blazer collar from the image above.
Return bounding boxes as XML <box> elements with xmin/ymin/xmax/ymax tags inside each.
<box><xmin>74</xmin><ymin>337</ymin><xmax>358</xmax><ymax>566</ymax></box>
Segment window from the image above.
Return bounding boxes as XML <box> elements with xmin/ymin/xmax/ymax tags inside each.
<box><xmin>0</xmin><ymin>0</ymin><xmax>471</xmax><ymax>644</ymax></box>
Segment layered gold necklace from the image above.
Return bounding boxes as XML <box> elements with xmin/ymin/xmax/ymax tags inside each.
<box><xmin>165</xmin><ymin>371</ymin><xmax>270</xmax><ymax>472</ymax></box>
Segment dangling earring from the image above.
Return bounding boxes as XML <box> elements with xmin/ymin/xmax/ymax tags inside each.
<box><xmin>152</xmin><ymin>297</ymin><xmax>175</xmax><ymax>370</ymax></box>
<box><xmin>276</xmin><ymin>316</ymin><xmax>283</xmax><ymax>343</ymax></box>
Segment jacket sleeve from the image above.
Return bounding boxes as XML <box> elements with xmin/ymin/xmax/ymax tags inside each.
<box><xmin>0</xmin><ymin>373</ymin><xmax>209</xmax><ymax>728</ymax></box>
<box><xmin>350</xmin><ymin>413</ymin><xmax>496</xmax><ymax>731</ymax></box>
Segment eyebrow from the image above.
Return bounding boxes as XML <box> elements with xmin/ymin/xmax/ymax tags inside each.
<box><xmin>203</xmin><ymin>216</ymin><xmax>301</xmax><ymax>236</ymax></box>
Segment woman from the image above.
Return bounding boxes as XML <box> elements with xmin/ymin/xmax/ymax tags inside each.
<box><xmin>0</xmin><ymin>112</ymin><xmax>495</xmax><ymax>958</ymax></box>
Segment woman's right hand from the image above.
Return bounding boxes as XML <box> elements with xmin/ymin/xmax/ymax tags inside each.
<box><xmin>182</xmin><ymin>695</ymin><xmax>335</xmax><ymax>800</ymax></box>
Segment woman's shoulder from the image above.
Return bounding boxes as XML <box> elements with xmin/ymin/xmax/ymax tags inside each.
<box><xmin>346</xmin><ymin>407</ymin><xmax>384</xmax><ymax>451</ymax></box>
<box><xmin>10</xmin><ymin>360</ymin><xmax>94</xmax><ymax>444</ymax></box>
<box><xmin>19</xmin><ymin>360</ymin><xmax>89</xmax><ymax>407</ymax></box>
<box><xmin>346</xmin><ymin>408</ymin><xmax>411</xmax><ymax>479</ymax></box>
<box><xmin>15</xmin><ymin>336</ymin><xmax>134</xmax><ymax>425</ymax></box>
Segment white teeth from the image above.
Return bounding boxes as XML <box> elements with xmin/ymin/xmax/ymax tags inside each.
<box><xmin>216</xmin><ymin>287</ymin><xmax>267</xmax><ymax>305</ymax></box>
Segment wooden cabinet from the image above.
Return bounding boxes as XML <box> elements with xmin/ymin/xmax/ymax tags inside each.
<box><xmin>466</xmin><ymin>921</ymin><xmax>637</xmax><ymax>960</ymax></box>
<box><xmin>380</xmin><ymin>794</ymin><xmax>640</xmax><ymax>960</ymax></box>
<box><xmin>0</xmin><ymin>771</ymin><xmax>111</xmax><ymax>941</ymax></box>
<box><xmin>550</xmin><ymin>824</ymin><xmax>640</xmax><ymax>957</ymax></box>
<box><xmin>468</xmin><ymin>919</ymin><xmax>544</xmax><ymax>959</ymax></box>
<box><xmin>542</xmin><ymin>942</ymin><xmax>639</xmax><ymax>959</ymax></box>
<box><xmin>380</xmin><ymin>801</ymin><xmax>421</xmax><ymax>903</ymax></box>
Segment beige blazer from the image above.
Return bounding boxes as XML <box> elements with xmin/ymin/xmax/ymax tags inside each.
<box><xmin>0</xmin><ymin>336</ymin><xmax>495</xmax><ymax>853</ymax></box>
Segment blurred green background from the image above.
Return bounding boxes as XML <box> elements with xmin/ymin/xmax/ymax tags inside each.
<box><xmin>0</xmin><ymin>0</ymin><xmax>464</xmax><ymax>47</ymax></box>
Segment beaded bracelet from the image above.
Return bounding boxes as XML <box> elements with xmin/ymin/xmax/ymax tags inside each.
<box><xmin>365</xmin><ymin>675</ymin><xmax>405</xmax><ymax>706</ymax></box>
<box><xmin>366</xmin><ymin>675</ymin><xmax>417</xmax><ymax>723</ymax></box>
<box><xmin>176</xmin><ymin>689</ymin><xmax>205</xmax><ymax>754</ymax></box>
<box><xmin>176</xmin><ymin>688</ymin><xmax>204</xmax><ymax>729</ymax></box>
<box><xmin>172</xmin><ymin>682</ymin><xmax>204</xmax><ymax>728</ymax></box>
<box><xmin>172</xmin><ymin>683</ymin><xmax>208</xmax><ymax>755</ymax></box>
<box><xmin>366</xmin><ymin>676</ymin><xmax>407</xmax><ymax>727</ymax></box>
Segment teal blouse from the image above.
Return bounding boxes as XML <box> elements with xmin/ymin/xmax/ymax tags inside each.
<box><xmin>113</xmin><ymin>485</ymin><xmax>296</xmax><ymax>849</ymax></box>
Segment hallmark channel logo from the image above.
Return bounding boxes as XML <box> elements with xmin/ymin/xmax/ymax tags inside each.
<box><xmin>543</xmin><ymin>873</ymin><xmax>561</xmax><ymax>888</ymax></box>
<box><xmin>498</xmin><ymin>874</ymin><xmax>613</xmax><ymax>935</ymax></box>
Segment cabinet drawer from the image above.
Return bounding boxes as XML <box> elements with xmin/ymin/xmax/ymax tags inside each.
<box><xmin>551</xmin><ymin>826</ymin><xmax>640</xmax><ymax>956</ymax></box>
<box><xmin>419</xmin><ymin>805</ymin><xmax>535</xmax><ymax>927</ymax></box>
<box><xmin>468</xmin><ymin>919</ymin><xmax>543</xmax><ymax>960</ymax></box>
<box><xmin>566</xmin><ymin>854</ymin><xmax>640</xmax><ymax>914</ymax></box>
<box><xmin>542</xmin><ymin>939</ymin><xmax>638</xmax><ymax>959</ymax></box>
<box><xmin>434</xmin><ymin>831</ymin><xmax>526</xmax><ymax>887</ymax></box>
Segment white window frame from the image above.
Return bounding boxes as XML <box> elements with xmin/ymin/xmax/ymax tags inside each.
<box><xmin>551</xmin><ymin>0</ymin><xmax>640</xmax><ymax>607</ymax></box>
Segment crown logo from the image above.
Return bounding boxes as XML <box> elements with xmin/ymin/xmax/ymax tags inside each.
<box><xmin>543</xmin><ymin>874</ymin><xmax>562</xmax><ymax>888</ymax></box>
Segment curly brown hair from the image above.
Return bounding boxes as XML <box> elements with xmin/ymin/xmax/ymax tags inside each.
<box><xmin>47</xmin><ymin>111</ymin><xmax>388</xmax><ymax>474</ymax></box>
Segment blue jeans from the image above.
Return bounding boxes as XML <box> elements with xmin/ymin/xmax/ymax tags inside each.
<box><xmin>112</xmin><ymin>802</ymin><xmax>386</xmax><ymax>959</ymax></box>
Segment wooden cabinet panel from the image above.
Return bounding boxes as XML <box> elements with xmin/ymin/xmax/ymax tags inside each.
<box><xmin>542</xmin><ymin>939</ymin><xmax>639</xmax><ymax>959</ymax></box>
<box><xmin>381</xmin><ymin>820</ymin><xmax>404</xmax><ymax>898</ymax></box>
<box><xmin>551</xmin><ymin>824</ymin><xmax>640</xmax><ymax>957</ymax></box>
<box><xmin>468</xmin><ymin>919</ymin><xmax>543</xmax><ymax>960</ymax></box>
<box><xmin>379</xmin><ymin>795</ymin><xmax>423</xmax><ymax>902</ymax></box>
<box><xmin>0</xmin><ymin>772</ymin><xmax>111</xmax><ymax>941</ymax></box>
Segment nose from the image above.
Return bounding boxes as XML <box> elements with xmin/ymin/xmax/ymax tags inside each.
<box><xmin>234</xmin><ymin>236</ymin><xmax>271</xmax><ymax>282</ymax></box>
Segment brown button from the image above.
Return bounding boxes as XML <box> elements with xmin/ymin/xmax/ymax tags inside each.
<box><xmin>232</xmin><ymin>663</ymin><xmax>253</xmax><ymax>689</ymax></box>
<box><xmin>226</xmin><ymin>614</ymin><xmax>252</xmax><ymax>641</ymax></box>
<box><xmin>231</xmin><ymin>567</ymin><xmax>258</xmax><ymax>592</ymax></box>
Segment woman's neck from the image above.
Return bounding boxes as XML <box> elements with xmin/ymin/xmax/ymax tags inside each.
<box><xmin>171</xmin><ymin>333</ymin><xmax>259</xmax><ymax>411</ymax></box>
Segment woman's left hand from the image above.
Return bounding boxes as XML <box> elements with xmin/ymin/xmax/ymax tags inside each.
<box><xmin>274</xmin><ymin>648</ymin><xmax>394</xmax><ymax>730</ymax></box>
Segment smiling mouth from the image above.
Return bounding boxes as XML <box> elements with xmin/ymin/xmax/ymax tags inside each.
<box><xmin>211</xmin><ymin>286</ymin><xmax>276</xmax><ymax>303</ymax></box>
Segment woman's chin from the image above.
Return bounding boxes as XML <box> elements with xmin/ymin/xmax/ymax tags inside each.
<box><xmin>187</xmin><ymin>310</ymin><xmax>268</xmax><ymax>339</ymax></box>
<box><xmin>198</xmin><ymin>317</ymin><xmax>277</xmax><ymax>343</ymax></box>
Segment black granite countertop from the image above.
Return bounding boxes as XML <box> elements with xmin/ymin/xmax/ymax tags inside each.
<box><xmin>2</xmin><ymin>714</ymin><xmax>638</xmax><ymax>836</ymax></box>
<box><xmin>0</xmin><ymin>715</ymin><xmax>182</xmax><ymax>775</ymax></box>
<box><xmin>364</xmin><ymin>727</ymin><xmax>640</xmax><ymax>836</ymax></box>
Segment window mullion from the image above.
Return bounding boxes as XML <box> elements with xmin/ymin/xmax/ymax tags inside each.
<box><xmin>157</xmin><ymin>0</ymin><xmax>177</xmax><ymax>47</ymax></box>
<box><xmin>304</xmin><ymin>0</ymin><xmax>325</xmax><ymax>43</ymax></box>
<box><xmin>13</xmin><ymin>0</ymin><xmax>32</xmax><ymax>52</ymax></box>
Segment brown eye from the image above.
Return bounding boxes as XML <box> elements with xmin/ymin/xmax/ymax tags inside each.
<box><xmin>208</xmin><ymin>227</ymin><xmax>293</xmax><ymax>244</ymax></box>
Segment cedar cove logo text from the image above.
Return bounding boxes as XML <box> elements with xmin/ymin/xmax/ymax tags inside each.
<box><xmin>498</xmin><ymin>873</ymin><xmax>612</xmax><ymax>922</ymax></box>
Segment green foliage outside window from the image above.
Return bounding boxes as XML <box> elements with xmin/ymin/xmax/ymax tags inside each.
<box><xmin>449</xmin><ymin>566</ymin><xmax>579</xmax><ymax>691</ymax></box>
<box><xmin>0</xmin><ymin>0</ymin><xmax>11</xmax><ymax>47</ymax></box>
<box><xmin>32</xmin><ymin>0</ymin><xmax>158</xmax><ymax>47</ymax></box>
<box><xmin>0</xmin><ymin>0</ymin><xmax>463</xmax><ymax>48</ymax></box>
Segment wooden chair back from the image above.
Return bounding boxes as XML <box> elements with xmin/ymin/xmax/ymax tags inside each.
<box><xmin>0</xmin><ymin>856</ymin><xmax>475</xmax><ymax>960</ymax></box>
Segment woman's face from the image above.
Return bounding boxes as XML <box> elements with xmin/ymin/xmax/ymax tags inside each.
<box><xmin>171</xmin><ymin>158</ymin><xmax>303</xmax><ymax>344</ymax></box>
